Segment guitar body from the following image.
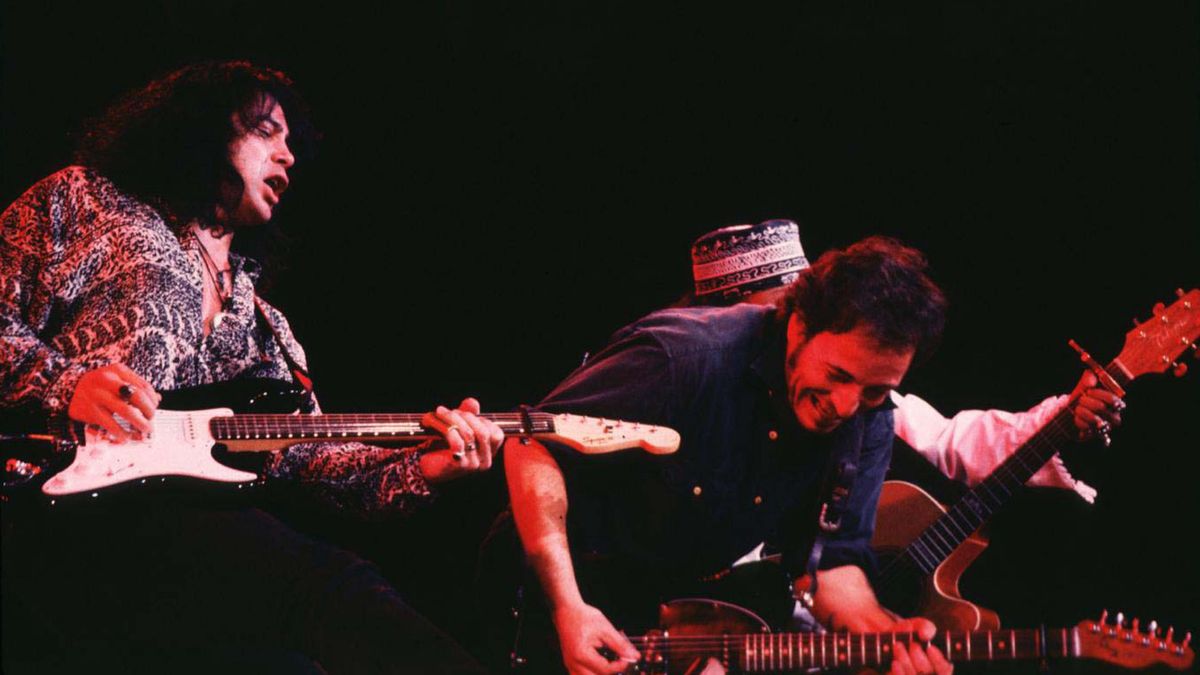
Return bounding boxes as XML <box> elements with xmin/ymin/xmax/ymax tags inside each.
<box><xmin>646</xmin><ymin>599</ymin><xmax>770</xmax><ymax>674</ymax></box>
<box><xmin>501</xmin><ymin>555</ymin><xmax>793</xmax><ymax>673</ymax></box>
<box><xmin>873</xmin><ymin>480</ymin><xmax>1000</xmax><ymax>631</ymax></box>
<box><xmin>2</xmin><ymin>378</ymin><xmax>306</xmax><ymax>500</ymax></box>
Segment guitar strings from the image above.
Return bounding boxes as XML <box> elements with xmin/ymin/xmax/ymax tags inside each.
<box><xmin>876</xmin><ymin>407</ymin><xmax>1081</xmax><ymax>589</ymax></box>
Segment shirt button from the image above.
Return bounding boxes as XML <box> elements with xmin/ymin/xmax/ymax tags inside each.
<box><xmin>754</xmin><ymin>495</ymin><xmax>764</xmax><ymax>505</ymax></box>
<box><xmin>692</xmin><ymin>485</ymin><xmax>703</xmax><ymax>496</ymax></box>
<box><xmin>767</xmin><ymin>430</ymin><xmax>779</xmax><ymax>441</ymax></box>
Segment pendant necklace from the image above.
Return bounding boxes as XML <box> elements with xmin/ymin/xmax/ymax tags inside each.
<box><xmin>190</xmin><ymin>231</ymin><xmax>233</xmax><ymax>327</ymax></box>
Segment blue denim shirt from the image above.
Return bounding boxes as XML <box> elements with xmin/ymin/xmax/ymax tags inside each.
<box><xmin>538</xmin><ymin>304</ymin><xmax>896</xmax><ymax>583</ymax></box>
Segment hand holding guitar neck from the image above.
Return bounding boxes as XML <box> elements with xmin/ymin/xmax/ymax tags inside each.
<box><xmin>1068</xmin><ymin>369</ymin><xmax>1125</xmax><ymax>445</ymax></box>
<box><xmin>418</xmin><ymin>397</ymin><xmax>506</xmax><ymax>483</ymax></box>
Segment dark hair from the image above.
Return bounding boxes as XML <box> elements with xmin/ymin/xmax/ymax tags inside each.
<box><xmin>782</xmin><ymin>236</ymin><xmax>947</xmax><ymax>364</ymax></box>
<box><xmin>74</xmin><ymin>60</ymin><xmax>317</xmax><ymax>234</ymax></box>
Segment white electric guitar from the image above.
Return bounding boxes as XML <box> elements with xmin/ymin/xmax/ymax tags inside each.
<box><xmin>0</xmin><ymin>378</ymin><xmax>680</xmax><ymax>499</ymax></box>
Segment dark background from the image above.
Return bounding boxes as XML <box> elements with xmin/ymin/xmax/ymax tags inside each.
<box><xmin>4</xmin><ymin>0</ymin><xmax>1197</xmax><ymax>669</ymax></box>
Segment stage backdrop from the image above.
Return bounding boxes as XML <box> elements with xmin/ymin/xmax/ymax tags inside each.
<box><xmin>4</xmin><ymin>0</ymin><xmax>1197</xmax><ymax>653</ymax></box>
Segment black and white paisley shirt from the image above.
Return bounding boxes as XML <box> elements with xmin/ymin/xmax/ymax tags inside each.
<box><xmin>0</xmin><ymin>166</ymin><xmax>434</xmax><ymax>517</ymax></box>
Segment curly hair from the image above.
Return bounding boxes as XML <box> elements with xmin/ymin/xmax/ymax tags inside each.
<box><xmin>782</xmin><ymin>236</ymin><xmax>947</xmax><ymax>364</ymax></box>
<box><xmin>73</xmin><ymin>60</ymin><xmax>317</xmax><ymax>234</ymax></box>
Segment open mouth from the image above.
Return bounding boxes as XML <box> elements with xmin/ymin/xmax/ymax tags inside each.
<box><xmin>264</xmin><ymin>176</ymin><xmax>288</xmax><ymax>197</ymax></box>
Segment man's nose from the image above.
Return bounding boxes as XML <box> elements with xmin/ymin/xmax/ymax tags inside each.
<box><xmin>830</xmin><ymin>386</ymin><xmax>861</xmax><ymax>419</ymax></box>
<box><xmin>274</xmin><ymin>140</ymin><xmax>295</xmax><ymax>168</ymax></box>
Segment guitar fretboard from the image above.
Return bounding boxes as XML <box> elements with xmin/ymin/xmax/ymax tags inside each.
<box><xmin>632</xmin><ymin>626</ymin><xmax>1076</xmax><ymax>671</ymax></box>
<box><xmin>885</xmin><ymin>361</ymin><xmax>1129</xmax><ymax>581</ymax></box>
<box><xmin>208</xmin><ymin>412</ymin><xmax>556</xmax><ymax>442</ymax></box>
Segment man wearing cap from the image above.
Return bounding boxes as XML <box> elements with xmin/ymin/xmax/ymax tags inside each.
<box><xmin>507</xmin><ymin>238</ymin><xmax>961</xmax><ymax>675</ymax></box>
<box><xmin>688</xmin><ymin>219</ymin><xmax>1107</xmax><ymax>501</ymax></box>
<box><xmin>502</xmin><ymin>234</ymin><xmax>1123</xmax><ymax>675</ymax></box>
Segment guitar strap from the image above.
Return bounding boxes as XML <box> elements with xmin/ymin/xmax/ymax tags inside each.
<box><xmin>253</xmin><ymin>295</ymin><xmax>315</xmax><ymax>398</ymax></box>
<box><xmin>795</xmin><ymin>427</ymin><xmax>863</xmax><ymax>610</ymax></box>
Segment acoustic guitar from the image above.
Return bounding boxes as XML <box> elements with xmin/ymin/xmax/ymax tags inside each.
<box><xmin>871</xmin><ymin>288</ymin><xmax>1200</xmax><ymax>631</ymax></box>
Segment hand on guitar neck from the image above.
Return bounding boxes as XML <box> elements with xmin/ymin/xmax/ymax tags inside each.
<box><xmin>1068</xmin><ymin>370</ymin><xmax>1125</xmax><ymax>443</ymax></box>
<box><xmin>810</xmin><ymin>565</ymin><xmax>952</xmax><ymax>675</ymax></box>
<box><xmin>417</xmin><ymin>397</ymin><xmax>507</xmax><ymax>482</ymax></box>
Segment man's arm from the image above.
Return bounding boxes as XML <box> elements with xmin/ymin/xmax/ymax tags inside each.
<box><xmin>1</xmin><ymin>169</ymin><xmax>161</xmax><ymax>438</ymax></box>
<box><xmin>1</xmin><ymin>170</ymin><xmax>90</xmax><ymax>415</ymax></box>
<box><xmin>800</xmin><ymin>410</ymin><xmax>950</xmax><ymax>675</ymax></box>
<box><xmin>891</xmin><ymin>371</ymin><xmax>1122</xmax><ymax>501</ymax></box>
<box><xmin>505</xmin><ymin>438</ymin><xmax>639</xmax><ymax>675</ymax></box>
<box><xmin>812</xmin><ymin>565</ymin><xmax>952</xmax><ymax>675</ymax></box>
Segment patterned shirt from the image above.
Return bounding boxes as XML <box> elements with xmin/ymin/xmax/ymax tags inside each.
<box><xmin>1</xmin><ymin>166</ymin><xmax>434</xmax><ymax>517</ymax></box>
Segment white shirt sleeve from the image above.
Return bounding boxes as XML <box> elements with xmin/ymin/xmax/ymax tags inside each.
<box><xmin>889</xmin><ymin>391</ymin><xmax>1097</xmax><ymax>503</ymax></box>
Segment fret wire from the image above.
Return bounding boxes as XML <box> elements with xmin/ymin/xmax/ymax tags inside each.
<box><xmin>926</xmin><ymin>522</ymin><xmax>957</xmax><ymax>556</ymax></box>
<box><xmin>905</xmin><ymin>539</ymin><xmax>939</xmax><ymax>574</ymax></box>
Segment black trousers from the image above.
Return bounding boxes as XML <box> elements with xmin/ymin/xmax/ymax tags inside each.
<box><xmin>2</xmin><ymin>501</ymin><xmax>486</xmax><ymax>674</ymax></box>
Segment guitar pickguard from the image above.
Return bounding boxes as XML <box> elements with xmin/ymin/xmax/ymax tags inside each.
<box><xmin>41</xmin><ymin>408</ymin><xmax>256</xmax><ymax>497</ymax></box>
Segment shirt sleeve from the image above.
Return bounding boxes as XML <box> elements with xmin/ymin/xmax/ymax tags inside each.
<box><xmin>265</xmin><ymin>438</ymin><xmax>437</xmax><ymax>519</ymax></box>
<box><xmin>532</xmin><ymin>328</ymin><xmax>681</xmax><ymax>507</ymax></box>
<box><xmin>890</xmin><ymin>391</ymin><xmax>1096</xmax><ymax>503</ymax></box>
<box><xmin>538</xmin><ymin>329</ymin><xmax>677</xmax><ymax>425</ymax></box>
<box><xmin>0</xmin><ymin>171</ymin><xmax>91</xmax><ymax>416</ymax></box>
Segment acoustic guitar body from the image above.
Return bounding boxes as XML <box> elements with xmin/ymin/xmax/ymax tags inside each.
<box><xmin>872</xmin><ymin>480</ymin><xmax>1000</xmax><ymax>631</ymax></box>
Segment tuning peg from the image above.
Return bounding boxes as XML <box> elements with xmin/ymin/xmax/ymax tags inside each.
<box><xmin>1149</xmin><ymin>620</ymin><xmax>1159</xmax><ymax>636</ymax></box>
<box><xmin>1132</xmin><ymin>618</ymin><xmax>1141</xmax><ymax>634</ymax></box>
<box><xmin>1179</xmin><ymin>288</ymin><xmax>1187</xmax><ymax>298</ymax></box>
<box><xmin>1182</xmin><ymin>631</ymin><xmax>1191</xmax><ymax>649</ymax></box>
<box><xmin>1100</xmin><ymin>609</ymin><xmax>1109</xmax><ymax>624</ymax></box>
<box><xmin>1117</xmin><ymin>612</ymin><xmax>1126</xmax><ymax>627</ymax></box>
<box><xmin>1172</xmin><ymin>362</ymin><xmax>1188</xmax><ymax>377</ymax></box>
<box><xmin>1166</xmin><ymin>627</ymin><xmax>1174</xmax><ymax>643</ymax></box>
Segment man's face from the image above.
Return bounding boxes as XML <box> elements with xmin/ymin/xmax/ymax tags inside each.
<box><xmin>784</xmin><ymin>314</ymin><xmax>913</xmax><ymax>433</ymax></box>
<box><xmin>223</xmin><ymin>101</ymin><xmax>293</xmax><ymax>228</ymax></box>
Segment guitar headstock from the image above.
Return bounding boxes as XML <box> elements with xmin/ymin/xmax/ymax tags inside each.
<box><xmin>1076</xmin><ymin>611</ymin><xmax>1194</xmax><ymax>671</ymax></box>
<box><xmin>545</xmin><ymin>414</ymin><xmax>680</xmax><ymax>456</ymax></box>
<box><xmin>1115</xmin><ymin>289</ymin><xmax>1200</xmax><ymax>380</ymax></box>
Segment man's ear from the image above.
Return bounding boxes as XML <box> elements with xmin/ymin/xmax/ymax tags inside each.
<box><xmin>786</xmin><ymin>312</ymin><xmax>806</xmax><ymax>341</ymax></box>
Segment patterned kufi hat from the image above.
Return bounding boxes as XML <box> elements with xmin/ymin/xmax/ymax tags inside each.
<box><xmin>691</xmin><ymin>219</ymin><xmax>809</xmax><ymax>303</ymax></box>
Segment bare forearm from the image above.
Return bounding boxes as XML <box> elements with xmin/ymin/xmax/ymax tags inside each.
<box><xmin>504</xmin><ymin>438</ymin><xmax>585</xmax><ymax>610</ymax></box>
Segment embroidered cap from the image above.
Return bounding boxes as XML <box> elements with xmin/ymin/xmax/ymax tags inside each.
<box><xmin>691</xmin><ymin>219</ymin><xmax>809</xmax><ymax>303</ymax></box>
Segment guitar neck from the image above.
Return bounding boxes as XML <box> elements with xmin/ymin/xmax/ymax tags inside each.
<box><xmin>896</xmin><ymin>360</ymin><xmax>1130</xmax><ymax>576</ymax></box>
<box><xmin>210</xmin><ymin>411</ymin><xmax>555</xmax><ymax>449</ymax></box>
<box><xmin>634</xmin><ymin>626</ymin><xmax>1077</xmax><ymax>671</ymax></box>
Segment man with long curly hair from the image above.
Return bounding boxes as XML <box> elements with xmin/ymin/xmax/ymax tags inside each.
<box><xmin>2</xmin><ymin>61</ymin><xmax>495</xmax><ymax>673</ymax></box>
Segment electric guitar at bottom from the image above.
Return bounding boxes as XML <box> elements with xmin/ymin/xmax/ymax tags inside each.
<box><xmin>1</xmin><ymin>378</ymin><xmax>680</xmax><ymax>500</ymax></box>
<box><xmin>610</xmin><ymin>600</ymin><xmax>1192</xmax><ymax>673</ymax></box>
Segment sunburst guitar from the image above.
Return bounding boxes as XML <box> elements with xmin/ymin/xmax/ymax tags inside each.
<box><xmin>872</xmin><ymin>289</ymin><xmax>1200</xmax><ymax>631</ymax></box>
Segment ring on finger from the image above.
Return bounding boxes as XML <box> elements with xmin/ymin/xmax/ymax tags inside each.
<box><xmin>464</xmin><ymin>440</ymin><xmax>478</xmax><ymax>453</ymax></box>
<box><xmin>118</xmin><ymin>383</ymin><xmax>135</xmax><ymax>403</ymax></box>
